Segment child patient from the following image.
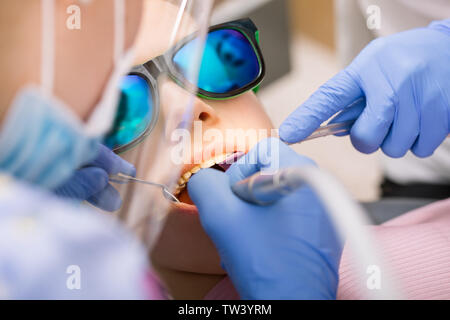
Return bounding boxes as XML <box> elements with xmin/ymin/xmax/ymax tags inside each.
<box><xmin>121</xmin><ymin>0</ymin><xmax>450</xmax><ymax>300</ymax></box>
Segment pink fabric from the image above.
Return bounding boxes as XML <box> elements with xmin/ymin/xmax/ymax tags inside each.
<box><xmin>338</xmin><ymin>198</ymin><xmax>450</xmax><ymax>299</ymax></box>
<box><xmin>205</xmin><ymin>198</ymin><xmax>450</xmax><ymax>300</ymax></box>
<box><xmin>145</xmin><ymin>270</ymin><xmax>169</xmax><ymax>300</ymax></box>
<box><xmin>204</xmin><ymin>276</ymin><xmax>240</xmax><ymax>300</ymax></box>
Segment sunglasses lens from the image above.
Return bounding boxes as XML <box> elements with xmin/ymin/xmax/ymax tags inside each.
<box><xmin>104</xmin><ymin>75</ymin><xmax>154</xmax><ymax>152</ymax></box>
<box><xmin>173</xmin><ymin>28</ymin><xmax>261</xmax><ymax>94</ymax></box>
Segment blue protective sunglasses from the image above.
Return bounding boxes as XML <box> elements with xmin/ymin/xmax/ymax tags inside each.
<box><xmin>104</xmin><ymin>18</ymin><xmax>265</xmax><ymax>153</ymax></box>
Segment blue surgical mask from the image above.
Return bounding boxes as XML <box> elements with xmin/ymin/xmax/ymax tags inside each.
<box><xmin>0</xmin><ymin>87</ymin><xmax>99</xmax><ymax>189</ymax></box>
<box><xmin>0</xmin><ymin>0</ymin><xmax>135</xmax><ymax>189</ymax></box>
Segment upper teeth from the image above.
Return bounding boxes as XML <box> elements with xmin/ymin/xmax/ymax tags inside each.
<box><xmin>173</xmin><ymin>153</ymin><xmax>233</xmax><ymax>196</ymax></box>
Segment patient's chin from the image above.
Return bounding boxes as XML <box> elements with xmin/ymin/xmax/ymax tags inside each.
<box><xmin>151</xmin><ymin>205</ymin><xmax>226</xmax><ymax>275</ymax></box>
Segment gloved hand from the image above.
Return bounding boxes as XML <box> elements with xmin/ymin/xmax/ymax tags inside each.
<box><xmin>188</xmin><ymin>138</ymin><xmax>342</xmax><ymax>299</ymax></box>
<box><xmin>53</xmin><ymin>143</ymin><xmax>136</xmax><ymax>212</ymax></box>
<box><xmin>280</xmin><ymin>19</ymin><xmax>450</xmax><ymax>158</ymax></box>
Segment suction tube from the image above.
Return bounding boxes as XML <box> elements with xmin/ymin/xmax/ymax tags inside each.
<box><xmin>232</xmin><ymin>166</ymin><xmax>403</xmax><ymax>299</ymax></box>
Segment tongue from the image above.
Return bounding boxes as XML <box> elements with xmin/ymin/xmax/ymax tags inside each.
<box><xmin>179</xmin><ymin>188</ymin><xmax>194</xmax><ymax>205</ymax></box>
<box><xmin>216</xmin><ymin>151</ymin><xmax>245</xmax><ymax>171</ymax></box>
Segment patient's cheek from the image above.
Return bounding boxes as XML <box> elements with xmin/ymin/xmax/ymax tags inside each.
<box><xmin>207</xmin><ymin>92</ymin><xmax>274</xmax><ymax>132</ymax></box>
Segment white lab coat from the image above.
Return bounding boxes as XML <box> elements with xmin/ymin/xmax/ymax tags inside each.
<box><xmin>0</xmin><ymin>174</ymin><xmax>150</xmax><ymax>299</ymax></box>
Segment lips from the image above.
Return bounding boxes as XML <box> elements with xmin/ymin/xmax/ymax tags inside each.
<box><xmin>173</xmin><ymin>151</ymin><xmax>245</xmax><ymax>206</ymax></box>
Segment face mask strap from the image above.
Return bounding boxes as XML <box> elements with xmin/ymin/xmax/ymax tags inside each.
<box><xmin>114</xmin><ymin>0</ymin><xmax>125</xmax><ymax>65</ymax></box>
<box><xmin>41</xmin><ymin>0</ymin><xmax>55</xmax><ymax>96</ymax></box>
<box><xmin>84</xmin><ymin>0</ymin><xmax>134</xmax><ymax>136</ymax></box>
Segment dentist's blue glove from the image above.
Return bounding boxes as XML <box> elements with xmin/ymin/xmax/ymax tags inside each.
<box><xmin>53</xmin><ymin>144</ymin><xmax>136</xmax><ymax>212</ymax></box>
<box><xmin>188</xmin><ymin>138</ymin><xmax>342</xmax><ymax>299</ymax></box>
<box><xmin>280</xmin><ymin>19</ymin><xmax>450</xmax><ymax>158</ymax></box>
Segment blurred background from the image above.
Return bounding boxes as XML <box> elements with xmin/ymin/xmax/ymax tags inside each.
<box><xmin>211</xmin><ymin>0</ymin><xmax>450</xmax><ymax>203</ymax></box>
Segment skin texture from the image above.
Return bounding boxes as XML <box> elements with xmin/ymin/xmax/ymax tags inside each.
<box><xmin>123</xmin><ymin>0</ymin><xmax>274</xmax><ymax>299</ymax></box>
<box><xmin>0</xmin><ymin>0</ymin><xmax>142</xmax><ymax>125</ymax></box>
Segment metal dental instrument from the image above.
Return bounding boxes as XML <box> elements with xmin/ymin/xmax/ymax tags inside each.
<box><xmin>289</xmin><ymin>120</ymin><xmax>355</xmax><ymax>143</ymax></box>
<box><xmin>293</xmin><ymin>119</ymin><xmax>450</xmax><ymax>143</ymax></box>
<box><xmin>236</xmin><ymin>127</ymin><xmax>450</xmax><ymax>205</ymax></box>
<box><xmin>109</xmin><ymin>173</ymin><xmax>180</xmax><ymax>203</ymax></box>
<box><xmin>231</xmin><ymin>167</ymin><xmax>304</xmax><ymax>206</ymax></box>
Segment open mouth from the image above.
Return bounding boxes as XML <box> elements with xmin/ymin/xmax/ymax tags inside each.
<box><xmin>173</xmin><ymin>151</ymin><xmax>245</xmax><ymax>205</ymax></box>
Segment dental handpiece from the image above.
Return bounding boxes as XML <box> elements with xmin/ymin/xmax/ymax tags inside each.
<box><xmin>230</xmin><ymin>120</ymin><xmax>357</xmax><ymax>205</ymax></box>
<box><xmin>109</xmin><ymin>173</ymin><xmax>180</xmax><ymax>203</ymax></box>
<box><xmin>232</xmin><ymin>165</ymin><xmax>403</xmax><ymax>299</ymax></box>
<box><xmin>231</xmin><ymin>167</ymin><xmax>305</xmax><ymax>206</ymax></box>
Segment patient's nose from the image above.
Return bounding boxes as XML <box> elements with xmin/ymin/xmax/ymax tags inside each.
<box><xmin>192</xmin><ymin>98</ymin><xmax>217</xmax><ymax>124</ymax></box>
<box><xmin>160</xmin><ymin>80</ymin><xmax>218</xmax><ymax>130</ymax></box>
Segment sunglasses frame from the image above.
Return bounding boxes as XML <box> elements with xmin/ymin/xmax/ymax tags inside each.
<box><xmin>110</xmin><ymin>18</ymin><xmax>264</xmax><ymax>153</ymax></box>
<box><xmin>142</xmin><ymin>17</ymin><xmax>265</xmax><ymax>100</ymax></box>
<box><xmin>178</xmin><ymin>18</ymin><xmax>266</xmax><ymax>100</ymax></box>
<box><xmin>111</xmin><ymin>67</ymin><xmax>160</xmax><ymax>154</ymax></box>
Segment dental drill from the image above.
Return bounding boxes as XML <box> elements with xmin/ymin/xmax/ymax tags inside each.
<box><xmin>232</xmin><ymin>166</ymin><xmax>403</xmax><ymax>299</ymax></box>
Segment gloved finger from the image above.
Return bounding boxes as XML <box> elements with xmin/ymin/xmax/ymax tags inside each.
<box><xmin>380</xmin><ymin>96</ymin><xmax>420</xmax><ymax>158</ymax></box>
<box><xmin>53</xmin><ymin>167</ymin><xmax>109</xmax><ymax>200</ymax></box>
<box><xmin>87</xmin><ymin>183</ymin><xmax>122</xmax><ymax>212</ymax></box>
<box><xmin>349</xmin><ymin>95</ymin><xmax>395</xmax><ymax>154</ymax></box>
<box><xmin>279</xmin><ymin>69</ymin><xmax>363</xmax><ymax>143</ymax></box>
<box><xmin>328</xmin><ymin>98</ymin><xmax>365</xmax><ymax>136</ymax></box>
<box><xmin>187</xmin><ymin>168</ymin><xmax>239</xmax><ymax>233</ymax></box>
<box><xmin>226</xmin><ymin>138</ymin><xmax>315</xmax><ymax>185</ymax></box>
<box><xmin>411</xmin><ymin>101</ymin><xmax>449</xmax><ymax>157</ymax></box>
<box><xmin>89</xmin><ymin>144</ymin><xmax>136</xmax><ymax>177</ymax></box>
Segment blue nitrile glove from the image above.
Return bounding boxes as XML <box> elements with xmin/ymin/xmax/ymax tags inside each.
<box><xmin>53</xmin><ymin>143</ymin><xmax>136</xmax><ymax>212</ymax></box>
<box><xmin>188</xmin><ymin>138</ymin><xmax>342</xmax><ymax>299</ymax></box>
<box><xmin>280</xmin><ymin>19</ymin><xmax>450</xmax><ymax>158</ymax></box>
